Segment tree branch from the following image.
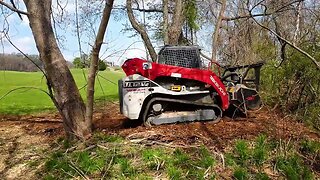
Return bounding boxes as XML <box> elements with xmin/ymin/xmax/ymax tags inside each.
<box><xmin>222</xmin><ymin>12</ymin><xmax>272</xmax><ymax>21</ymax></box>
<box><xmin>3</xmin><ymin>25</ymin><xmax>59</xmax><ymax>115</ymax></box>
<box><xmin>251</xmin><ymin>16</ymin><xmax>320</xmax><ymax>70</ymax></box>
<box><xmin>0</xmin><ymin>87</ymin><xmax>50</xmax><ymax>101</ymax></box>
<box><xmin>4</xmin><ymin>33</ymin><xmax>46</xmax><ymax>76</ymax></box>
<box><xmin>133</xmin><ymin>7</ymin><xmax>163</xmax><ymax>13</ymax></box>
<box><xmin>222</xmin><ymin>0</ymin><xmax>304</xmax><ymax>21</ymax></box>
<box><xmin>113</xmin><ymin>6</ymin><xmax>173</xmax><ymax>13</ymax></box>
<box><xmin>0</xmin><ymin>0</ymin><xmax>29</xmax><ymax>15</ymax></box>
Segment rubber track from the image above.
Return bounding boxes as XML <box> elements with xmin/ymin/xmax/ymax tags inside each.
<box><xmin>142</xmin><ymin>97</ymin><xmax>222</xmax><ymax>126</ymax></box>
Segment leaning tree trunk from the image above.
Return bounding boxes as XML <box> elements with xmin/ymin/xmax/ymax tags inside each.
<box><xmin>168</xmin><ymin>0</ymin><xmax>185</xmax><ymax>45</ymax></box>
<box><xmin>163</xmin><ymin>0</ymin><xmax>169</xmax><ymax>45</ymax></box>
<box><xmin>23</xmin><ymin>0</ymin><xmax>92</xmax><ymax>139</ymax></box>
<box><xmin>126</xmin><ymin>0</ymin><xmax>157</xmax><ymax>62</ymax></box>
<box><xmin>211</xmin><ymin>0</ymin><xmax>226</xmax><ymax>61</ymax></box>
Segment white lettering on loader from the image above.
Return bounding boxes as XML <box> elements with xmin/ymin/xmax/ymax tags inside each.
<box><xmin>210</xmin><ymin>76</ymin><xmax>227</xmax><ymax>96</ymax></box>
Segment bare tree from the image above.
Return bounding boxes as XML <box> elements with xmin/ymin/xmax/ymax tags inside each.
<box><xmin>86</xmin><ymin>0</ymin><xmax>114</xmax><ymax>126</ymax></box>
<box><xmin>20</xmin><ymin>0</ymin><xmax>91</xmax><ymax>139</ymax></box>
<box><xmin>0</xmin><ymin>0</ymin><xmax>114</xmax><ymax>140</ymax></box>
<box><xmin>126</xmin><ymin>0</ymin><xmax>157</xmax><ymax>61</ymax></box>
<box><xmin>211</xmin><ymin>0</ymin><xmax>226</xmax><ymax>61</ymax></box>
<box><xmin>163</xmin><ymin>0</ymin><xmax>169</xmax><ymax>44</ymax></box>
<box><xmin>125</xmin><ymin>0</ymin><xmax>187</xmax><ymax>61</ymax></box>
<box><xmin>168</xmin><ymin>0</ymin><xmax>185</xmax><ymax>45</ymax></box>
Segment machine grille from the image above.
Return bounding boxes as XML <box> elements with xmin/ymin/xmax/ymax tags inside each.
<box><xmin>158</xmin><ymin>46</ymin><xmax>201</xmax><ymax>68</ymax></box>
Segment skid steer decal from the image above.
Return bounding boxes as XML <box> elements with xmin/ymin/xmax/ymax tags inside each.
<box><xmin>123</xmin><ymin>80</ymin><xmax>157</xmax><ymax>88</ymax></box>
<box><xmin>210</xmin><ymin>76</ymin><xmax>227</xmax><ymax>96</ymax></box>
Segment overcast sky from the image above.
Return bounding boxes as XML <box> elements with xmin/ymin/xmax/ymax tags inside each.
<box><xmin>0</xmin><ymin>0</ymin><xmax>151</xmax><ymax>65</ymax></box>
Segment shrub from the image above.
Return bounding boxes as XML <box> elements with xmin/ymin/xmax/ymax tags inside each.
<box><xmin>260</xmin><ymin>46</ymin><xmax>320</xmax><ymax>130</ymax></box>
<box><xmin>98</xmin><ymin>60</ymin><xmax>107</xmax><ymax>71</ymax></box>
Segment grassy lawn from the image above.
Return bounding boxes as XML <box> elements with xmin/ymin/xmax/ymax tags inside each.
<box><xmin>0</xmin><ymin>69</ymin><xmax>124</xmax><ymax>115</ymax></box>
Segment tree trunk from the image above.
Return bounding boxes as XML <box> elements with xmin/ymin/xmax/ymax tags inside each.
<box><xmin>211</xmin><ymin>0</ymin><xmax>226</xmax><ymax>61</ymax></box>
<box><xmin>168</xmin><ymin>0</ymin><xmax>185</xmax><ymax>45</ymax></box>
<box><xmin>126</xmin><ymin>0</ymin><xmax>157</xmax><ymax>62</ymax></box>
<box><xmin>23</xmin><ymin>0</ymin><xmax>92</xmax><ymax>139</ymax></box>
<box><xmin>86</xmin><ymin>0</ymin><xmax>114</xmax><ymax>125</ymax></box>
<box><xmin>163</xmin><ymin>0</ymin><xmax>169</xmax><ymax>45</ymax></box>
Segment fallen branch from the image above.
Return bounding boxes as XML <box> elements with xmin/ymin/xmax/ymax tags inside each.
<box><xmin>222</xmin><ymin>0</ymin><xmax>303</xmax><ymax>21</ymax></box>
<box><xmin>126</xmin><ymin>130</ymin><xmax>159</xmax><ymax>140</ymax></box>
<box><xmin>130</xmin><ymin>139</ymin><xmax>201</xmax><ymax>149</ymax></box>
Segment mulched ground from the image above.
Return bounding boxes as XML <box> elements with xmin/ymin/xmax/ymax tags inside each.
<box><xmin>94</xmin><ymin>103</ymin><xmax>320</xmax><ymax>150</ymax></box>
<box><xmin>1</xmin><ymin>102</ymin><xmax>319</xmax><ymax>151</ymax></box>
<box><xmin>0</xmin><ymin>102</ymin><xmax>319</xmax><ymax>178</ymax></box>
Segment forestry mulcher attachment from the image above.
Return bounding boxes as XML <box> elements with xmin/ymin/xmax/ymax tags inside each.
<box><xmin>119</xmin><ymin>46</ymin><xmax>263</xmax><ymax>126</ymax></box>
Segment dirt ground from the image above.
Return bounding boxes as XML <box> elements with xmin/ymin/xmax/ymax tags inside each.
<box><xmin>0</xmin><ymin>102</ymin><xmax>319</xmax><ymax>179</ymax></box>
<box><xmin>0</xmin><ymin>115</ymin><xmax>62</xmax><ymax>179</ymax></box>
<box><xmin>94</xmin><ymin>103</ymin><xmax>320</xmax><ymax>149</ymax></box>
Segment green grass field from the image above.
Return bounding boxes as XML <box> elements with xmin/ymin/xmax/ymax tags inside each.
<box><xmin>0</xmin><ymin>69</ymin><xmax>124</xmax><ymax>115</ymax></box>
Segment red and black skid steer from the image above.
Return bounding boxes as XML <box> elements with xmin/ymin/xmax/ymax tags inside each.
<box><xmin>118</xmin><ymin>46</ymin><xmax>263</xmax><ymax>126</ymax></box>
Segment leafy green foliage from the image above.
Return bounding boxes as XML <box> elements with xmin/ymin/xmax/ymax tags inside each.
<box><xmin>168</xmin><ymin>147</ymin><xmax>216</xmax><ymax>179</ymax></box>
<box><xmin>45</xmin><ymin>151</ymin><xmax>74</xmax><ymax>179</ymax></box>
<box><xmin>98</xmin><ymin>60</ymin><xmax>107</xmax><ymax>71</ymax></box>
<box><xmin>93</xmin><ymin>132</ymin><xmax>124</xmax><ymax>143</ymax></box>
<box><xmin>255</xmin><ymin>172</ymin><xmax>270</xmax><ymax>180</ymax></box>
<box><xmin>172</xmin><ymin>149</ymin><xmax>190</xmax><ymax>166</ymax></box>
<box><xmin>142</xmin><ymin>148</ymin><xmax>166</xmax><ymax>170</ymax></box>
<box><xmin>225</xmin><ymin>152</ymin><xmax>236</xmax><ymax>166</ymax></box>
<box><xmin>72</xmin><ymin>57</ymin><xmax>85</xmax><ymax>68</ymax></box>
<box><xmin>166</xmin><ymin>164</ymin><xmax>183</xmax><ymax>180</ymax></box>
<box><xmin>197</xmin><ymin>146</ymin><xmax>215</xmax><ymax>168</ymax></box>
<box><xmin>73</xmin><ymin>151</ymin><xmax>105</xmax><ymax>174</ymax></box>
<box><xmin>73</xmin><ymin>56</ymin><xmax>108</xmax><ymax>71</ymax></box>
<box><xmin>260</xmin><ymin>45</ymin><xmax>320</xmax><ymax>130</ymax></box>
<box><xmin>185</xmin><ymin>0</ymin><xmax>199</xmax><ymax>31</ymax></box>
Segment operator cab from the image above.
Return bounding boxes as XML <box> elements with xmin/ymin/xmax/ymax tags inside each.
<box><xmin>157</xmin><ymin>46</ymin><xmax>202</xmax><ymax>69</ymax></box>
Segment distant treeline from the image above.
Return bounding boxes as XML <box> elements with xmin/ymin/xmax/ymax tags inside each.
<box><xmin>0</xmin><ymin>53</ymin><xmax>73</xmax><ymax>72</ymax></box>
<box><xmin>0</xmin><ymin>53</ymin><xmax>42</xmax><ymax>72</ymax></box>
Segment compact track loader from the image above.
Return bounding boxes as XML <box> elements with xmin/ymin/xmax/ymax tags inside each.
<box><xmin>118</xmin><ymin>46</ymin><xmax>263</xmax><ymax>126</ymax></box>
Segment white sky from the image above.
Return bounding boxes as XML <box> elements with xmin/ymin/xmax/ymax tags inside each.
<box><xmin>0</xmin><ymin>0</ymin><xmax>215</xmax><ymax>66</ymax></box>
<box><xmin>0</xmin><ymin>0</ymin><xmax>149</xmax><ymax>65</ymax></box>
